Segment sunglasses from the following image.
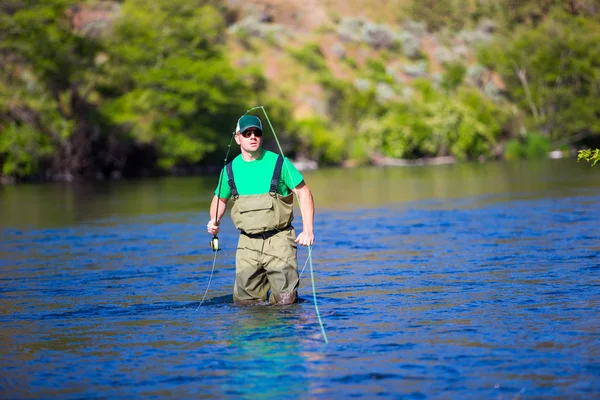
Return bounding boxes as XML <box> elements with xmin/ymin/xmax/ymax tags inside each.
<box><xmin>240</xmin><ymin>129</ymin><xmax>263</xmax><ymax>138</ymax></box>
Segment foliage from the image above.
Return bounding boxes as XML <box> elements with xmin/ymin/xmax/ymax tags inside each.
<box><xmin>578</xmin><ymin>149</ymin><xmax>600</xmax><ymax>166</ymax></box>
<box><xmin>293</xmin><ymin>117</ymin><xmax>345</xmax><ymax>164</ymax></box>
<box><xmin>0</xmin><ymin>0</ymin><xmax>98</xmax><ymax>178</ymax></box>
<box><xmin>478</xmin><ymin>10</ymin><xmax>600</xmax><ymax>145</ymax></box>
<box><xmin>504</xmin><ymin>132</ymin><xmax>550</xmax><ymax>160</ymax></box>
<box><xmin>0</xmin><ymin>122</ymin><xmax>53</xmax><ymax>176</ymax></box>
<box><xmin>365</xmin><ymin>59</ymin><xmax>394</xmax><ymax>84</ymax></box>
<box><xmin>493</xmin><ymin>0</ymin><xmax>600</xmax><ymax>27</ymax></box>
<box><xmin>345</xmin><ymin>79</ymin><xmax>510</xmax><ymax>161</ymax></box>
<box><xmin>0</xmin><ymin>0</ymin><xmax>254</xmax><ymax>179</ymax></box>
<box><xmin>2</xmin><ymin>0</ymin><xmax>600</xmax><ymax>182</ymax></box>
<box><xmin>407</xmin><ymin>0</ymin><xmax>471</xmax><ymax>31</ymax></box>
<box><xmin>407</xmin><ymin>0</ymin><xmax>600</xmax><ymax>31</ymax></box>
<box><xmin>100</xmin><ymin>0</ymin><xmax>250</xmax><ymax>170</ymax></box>
<box><xmin>525</xmin><ymin>132</ymin><xmax>550</xmax><ymax>158</ymax></box>
<box><xmin>251</xmin><ymin>96</ymin><xmax>298</xmax><ymax>157</ymax></box>
<box><xmin>441</xmin><ymin>62</ymin><xmax>467</xmax><ymax>92</ymax></box>
<box><xmin>287</xmin><ymin>42</ymin><xmax>327</xmax><ymax>72</ymax></box>
<box><xmin>504</xmin><ymin>138</ymin><xmax>524</xmax><ymax>161</ymax></box>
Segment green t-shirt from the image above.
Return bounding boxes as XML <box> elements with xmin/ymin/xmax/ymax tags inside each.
<box><xmin>215</xmin><ymin>150</ymin><xmax>304</xmax><ymax>199</ymax></box>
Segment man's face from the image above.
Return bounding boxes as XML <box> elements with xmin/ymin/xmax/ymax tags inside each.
<box><xmin>235</xmin><ymin>128</ymin><xmax>263</xmax><ymax>153</ymax></box>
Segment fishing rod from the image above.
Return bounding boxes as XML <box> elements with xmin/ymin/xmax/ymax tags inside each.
<box><xmin>211</xmin><ymin>130</ymin><xmax>237</xmax><ymax>252</ymax></box>
<box><xmin>195</xmin><ymin>131</ymin><xmax>235</xmax><ymax>311</ymax></box>
<box><xmin>208</xmin><ymin>151</ymin><xmax>228</xmax><ymax>252</ymax></box>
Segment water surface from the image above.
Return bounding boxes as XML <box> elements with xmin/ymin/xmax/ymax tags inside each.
<box><xmin>1</xmin><ymin>159</ymin><xmax>599</xmax><ymax>398</ymax></box>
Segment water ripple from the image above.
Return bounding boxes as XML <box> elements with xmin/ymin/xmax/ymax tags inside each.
<box><xmin>1</xmin><ymin>194</ymin><xmax>599</xmax><ymax>398</ymax></box>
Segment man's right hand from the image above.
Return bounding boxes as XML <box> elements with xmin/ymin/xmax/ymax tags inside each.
<box><xmin>207</xmin><ymin>219</ymin><xmax>220</xmax><ymax>236</ymax></box>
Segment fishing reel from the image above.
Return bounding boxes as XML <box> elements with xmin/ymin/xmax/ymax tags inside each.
<box><xmin>210</xmin><ymin>236</ymin><xmax>220</xmax><ymax>251</ymax></box>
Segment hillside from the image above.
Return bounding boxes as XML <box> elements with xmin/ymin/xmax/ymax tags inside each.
<box><xmin>220</xmin><ymin>0</ymin><xmax>512</xmax><ymax>166</ymax></box>
<box><xmin>2</xmin><ymin>0</ymin><xmax>599</xmax><ymax>182</ymax></box>
<box><xmin>224</xmin><ymin>0</ymin><xmax>503</xmax><ymax>118</ymax></box>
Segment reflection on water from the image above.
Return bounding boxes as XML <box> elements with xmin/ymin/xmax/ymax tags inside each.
<box><xmin>1</xmin><ymin>158</ymin><xmax>599</xmax><ymax>398</ymax></box>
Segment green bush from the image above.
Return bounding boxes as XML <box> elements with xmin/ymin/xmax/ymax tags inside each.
<box><xmin>504</xmin><ymin>132</ymin><xmax>550</xmax><ymax>160</ymax></box>
<box><xmin>504</xmin><ymin>138</ymin><xmax>525</xmax><ymax>160</ymax></box>
<box><xmin>1</xmin><ymin>0</ymin><xmax>255</xmax><ymax>180</ymax></box>
<box><xmin>525</xmin><ymin>132</ymin><xmax>550</xmax><ymax>158</ymax></box>
<box><xmin>101</xmin><ymin>0</ymin><xmax>251</xmax><ymax>170</ymax></box>
<box><xmin>343</xmin><ymin>57</ymin><xmax>359</xmax><ymax>70</ymax></box>
<box><xmin>0</xmin><ymin>122</ymin><xmax>53</xmax><ymax>176</ymax></box>
<box><xmin>441</xmin><ymin>62</ymin><xmax>467</xmax><ymax>92</ymax></box>
<box><xmin>293</xmin><ymin>117</ymin><xmax>345</xmax><ymax>164</ymax></box>
<box><xmin>479</xmin><ymin>9</ymin><xmax>600</xmax><ymax>146</ymax></box>
<box><xmin>322</xmin><ymin>74</ymin><xmax>512</xmax><ymax>161</ymax></box>
<box><xmin>365</xmin><ymin>59</ymin><xmax>393</xmax><ymax>84</ymax></box>
<box><xmin>288</xmin><ymin>43</ymin><xmax>327</xmax><ymax>72</ymax></box>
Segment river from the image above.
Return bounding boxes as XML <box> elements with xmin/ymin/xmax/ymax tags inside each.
<box><xmin>1</xmin><ymin>158</ymin><xmax>599</xmax><ymax>398</ymax></box>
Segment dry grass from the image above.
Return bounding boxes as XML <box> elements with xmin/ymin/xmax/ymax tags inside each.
<box><xmin>226</xmin><ymin>0</ymin><xmax>501</xmax><ymax>122</ymax></box>
<box><xmin>320</xmin><ymin>0</ymin><xmax>412</xmax><ymax>23</ymax></box>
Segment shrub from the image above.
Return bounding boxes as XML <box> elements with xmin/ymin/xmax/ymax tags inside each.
<box><xmin>525</xmin><ymin>132</ymin><xmax>549</xmax><ymax>158</ymax></box>
<box><xmin>504</xmin><ymin>138</ymin><xmax>525</xmax><ymax>160</ymax></box>
<box><xmin>441</xmin><ymin>62</ymin><xmax>467</xmax><ymax>92</ymax></box>
<box><xmin>578</xmin><ymin>149</ymin><xmax>600</xmax><ymax>166</ymax></box>
<box><xmin>504</xmin><ymin>132</ymin><xmax>549</xmax><ymax>160</ymax></box>
<box><xmin>288</xmin><ymin>43</ymin><xmax>327</xmax><ymax>71</ymax></box>
<box><xmin>293</xmin><ymin>118</ymin><xmax>345</xmax><ymax>164</ymax></box>
<box><xmin>478</xmin><ymin>10</ymin><xmax>600</xmax><ymax>145</ymax></box>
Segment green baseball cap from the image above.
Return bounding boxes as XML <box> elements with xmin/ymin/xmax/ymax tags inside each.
<box><xmin>236</xmin><ymin>115</ymin><xmax>263</xmax><ymax>133</ymax></box>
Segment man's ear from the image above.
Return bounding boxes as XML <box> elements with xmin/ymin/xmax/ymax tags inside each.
<box><xmin>234</xmin><ymin>133</ymin><xmax>241</xmax><ymax>145</ymax></box>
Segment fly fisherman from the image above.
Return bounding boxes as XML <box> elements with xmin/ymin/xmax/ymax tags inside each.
<box><xmin>206</xmin><ymin>115</ymin><xmax>315</xmax><ymax>305</ymax></box>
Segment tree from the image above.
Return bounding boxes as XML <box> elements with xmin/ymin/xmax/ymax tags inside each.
<box><xmin>100</xmin><ymin>0</ymin><xmax>251</xmax><ymax>171</ymax></box>
<box><xmin>0</xmin><ymin>0</ymin><xmax>255</xmax><ymax>180</ymax></box>
<box><xmin>0</xmin><ymin>0</ymin><xmax>103</xmax><ymax>179</ymax></box>
<box><xmin>479</xmin><ymin>10</ymin><xmax>600</xmax><ymax>147</ymax></box>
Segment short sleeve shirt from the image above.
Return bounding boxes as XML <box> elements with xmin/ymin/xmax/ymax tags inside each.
<box><xmin>215</xmin><ymin>150</ymin><xmax>304</xmax><ymax>199</ymax></box>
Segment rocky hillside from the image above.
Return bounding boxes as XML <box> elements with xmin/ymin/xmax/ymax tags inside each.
<box><xmin>223</xmin><ymin>0</ymin><xmax>504</xmax><ymax>121</ymax></box>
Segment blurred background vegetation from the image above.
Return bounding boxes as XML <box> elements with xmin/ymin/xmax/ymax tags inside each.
<box><xmin>1</xmin><ymin>0</ymin><xmax>599</xmax><ymax>183</ymax></box>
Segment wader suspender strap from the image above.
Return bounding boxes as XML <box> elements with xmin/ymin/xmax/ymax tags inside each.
<box><xmin>269</xmin><ymin>156</ymin><xmax>284</xmax><ymax>196</ymax></box>
<box><xmin>226</xmin><ymin>162</ymin><xmax>239</xmax><ymax>199</ymax></box>
<box><xmin>226</xmin><ymin>155</ymin><xmax>283</xmax><ymax>198</ymax></box>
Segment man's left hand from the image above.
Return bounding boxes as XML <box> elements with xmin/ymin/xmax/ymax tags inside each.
<box><xmin>295</xmin><ymin>231</ymin><xmax>314</xmax><ymax>246</ymax></box>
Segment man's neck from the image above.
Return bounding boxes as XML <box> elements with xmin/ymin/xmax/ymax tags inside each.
<box><xmin>241</xmin><ymin>148</ymin><xmax>263</xmax><ymax>162</ymax></box>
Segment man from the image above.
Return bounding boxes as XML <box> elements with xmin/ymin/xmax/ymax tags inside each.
<box><xmin>206</xmin><ymin>114</ymin><xmax>315</xmax><ymax>305</ymax></box>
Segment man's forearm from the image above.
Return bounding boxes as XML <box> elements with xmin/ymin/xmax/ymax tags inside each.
<box><xmin>209</xmin><ymin>195</ymin><xmax>228</xmax><ymax>224</ymax></box>
<box><xmin>298</xmin><ymin>189</ymin><xmax>315</xmax><ymax>233</ymax></box>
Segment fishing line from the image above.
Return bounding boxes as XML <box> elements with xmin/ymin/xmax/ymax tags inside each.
<box><xmin>195</xmin><ymin>131</ymin><xmax>236</xmax><ymax>311</ymax></box>
<box><xmin>195</xmin><ymin>250</ymin><xmax>218</xmax><ymax>312</ymax></box>
<box><xmin>247</xmin><ymin>105</ymin><xmax>329</xmax><ymax>344</ymax></box>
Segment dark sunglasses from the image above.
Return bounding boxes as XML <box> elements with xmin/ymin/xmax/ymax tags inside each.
<box><xmin>240</xmin><ymin>129</ymin><xmax>263</xmax><ymax>138</ymax></box>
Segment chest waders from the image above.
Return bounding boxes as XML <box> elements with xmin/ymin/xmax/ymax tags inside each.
<box><xmin>226</xmin><ymin>155</ymin><xmax>299</xmax><ymax>304</ymax></box>
<box><xmin>227</xmin><ymin>155</ymin><xmax>294</xmax><ymax>235</ymax></box>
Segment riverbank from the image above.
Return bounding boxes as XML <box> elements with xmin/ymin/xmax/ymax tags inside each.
<box><xmin>0</xmin><ymin>150</ymin><xmax>578</xmax><ymax>186</ymax></box>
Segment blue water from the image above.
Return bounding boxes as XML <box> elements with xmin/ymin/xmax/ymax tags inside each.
<box><xmin>1</xmin><ymin>186</ymin><xmax>600</xmax><ymax>398</ymax></box>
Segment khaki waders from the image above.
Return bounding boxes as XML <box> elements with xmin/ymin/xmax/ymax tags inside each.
<box><xmin>226</xmin><ymin>156</ymin><xmax>299</xmax><ymax>304</ymax></box>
